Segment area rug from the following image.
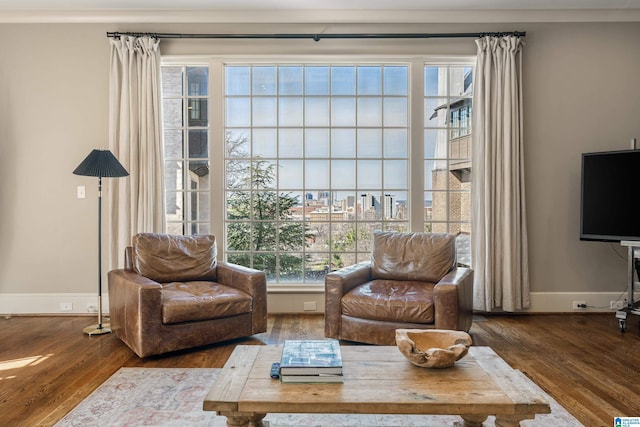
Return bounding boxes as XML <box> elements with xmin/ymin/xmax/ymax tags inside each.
<box><xmin>55</xmin><ymin>368</ymin><xmax>583</xmax><ymax>427</ymax></box>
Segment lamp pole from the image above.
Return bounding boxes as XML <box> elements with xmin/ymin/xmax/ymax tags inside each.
<box><xmin>84</xmin><ymin>175</ymin><xmax>108</xmax><ymax>335</ymax></box>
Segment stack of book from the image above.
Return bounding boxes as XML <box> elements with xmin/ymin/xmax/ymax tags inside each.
<box><xmin>279</xmin><ymin>339</ymin><xmax>344</xmax><ymax>383</ymax></box>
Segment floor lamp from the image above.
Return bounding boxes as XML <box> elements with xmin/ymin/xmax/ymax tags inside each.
<box><xmin>73</xmin><ymin>149</ymin><xmax>129</xmax><ymax>335</ymax></box>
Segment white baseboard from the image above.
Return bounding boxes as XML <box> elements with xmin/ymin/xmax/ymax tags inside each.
<box><xmin>525</xmin><ymin>291</ymin><xmax>640</xmax><ymax>313</ymax></box>
<box><xmin>1</xmin><ymin>290</ymin><xmax>638</xmax><ymax>315</ymax></box>
<box><xmin>0</xmin><ymin>293</ymin><xmax>108</xmax><ymax>316</ymax></box>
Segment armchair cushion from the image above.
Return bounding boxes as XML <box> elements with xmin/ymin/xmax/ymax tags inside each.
<box><xmin>341</xmin><ymin>280</ymin><xmax>435</xmax><ymax>324</ymax></box>
<box><xmin>371</xmin><ymin>231</ymin><xmax>456</xmax><ymax>282</ymax></box>
<box><xmin>161</xmin><ymin>281</ymin><xmax>252</xmax><ymax>324</ymax></box>
<box><xmin>132</xmin><ymin>233</ymin><xmax>217</xmax><ymax>282</ymax></box>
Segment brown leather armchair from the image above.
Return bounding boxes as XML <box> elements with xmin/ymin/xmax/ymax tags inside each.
<box><xmin>108</xmin><ymin>233</ymin><xmax>267</xmax><ymax>357</ymax></box>
<box><xmin>325</xmin><ymin>231</ymin><xmax>473</xmax><ymax>346</ymax></box>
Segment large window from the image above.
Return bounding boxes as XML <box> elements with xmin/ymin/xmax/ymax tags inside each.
<box><xmin>160</xmin><ymin>58</ymin><xmax>474</xmax><ymax>284</ymax></box>
<box><xmin>224</xmin><ymin>65</ymin><xmax>409</xmax><ymax>283</ymax></box>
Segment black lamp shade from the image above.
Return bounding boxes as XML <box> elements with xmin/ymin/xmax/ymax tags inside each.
<box><xmin>73</xmin><ymin>149</ymin><xmax>129</xmax><ymax>178</ymax></box>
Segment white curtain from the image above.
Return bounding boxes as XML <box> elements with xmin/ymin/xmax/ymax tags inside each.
<box><xmin>471</xmin><ymin>36</ymin><xmax>529</xmax><ymax>312</ymax></box>
<box><xmin>108</xmin><ymin>36</ymin><xmax>166</xmax><ymax>269</ymax></box>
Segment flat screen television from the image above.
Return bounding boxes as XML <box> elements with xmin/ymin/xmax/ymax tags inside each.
<box><xmin>580</xmin><ymin>149</ymin><xmax>640</xmax><ymax>242</ymax></box>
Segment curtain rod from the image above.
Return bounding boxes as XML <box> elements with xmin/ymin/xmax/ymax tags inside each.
<box><xmin>106</xmin><ymin>31</ymin><xmax>525</xmax><ymax>42</ymax></box>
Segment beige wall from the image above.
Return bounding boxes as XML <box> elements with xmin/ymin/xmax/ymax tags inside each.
<box><xmin>0</xmin><ymin>21</ymin><xmax>639</xmax><ymax>311</ymax></box>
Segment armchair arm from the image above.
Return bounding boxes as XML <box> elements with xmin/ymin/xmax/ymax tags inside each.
<box><xmin>107</xmin><ymin>269</ymin><xmax>163</xmax><ymax>358</ymax></box>
<box><xmin>433</xmin><ymin>267</ymin><xmax>474</xmax><ymax>332</ymax></box>
<box><xmin>324</xmin><ymin>262</ymin><xmax>372</xmax><ymax>339</ymax></box>
<box><xmin>216</xmin><ymin>261</ymin><xmax>267</xmax><ymax>334</ymax></box>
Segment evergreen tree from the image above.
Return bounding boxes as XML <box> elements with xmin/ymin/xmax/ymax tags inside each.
<box><xmin>226</xmin><ymin>134</ymin><xmax>310</xmax><ymax>281</ymax></box>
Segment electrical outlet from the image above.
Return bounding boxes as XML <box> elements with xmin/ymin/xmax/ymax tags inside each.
<box><xmin>87</xmin><ymin>304</ymin><xmax>98</xmax><ymax>313</ymax></box>
<box><xmin>60</xmin><ymin>302</ymin><xmax>73</xmax><ymax>312</ymax></box>
<box><xmin>303</xmin><ymin>301</ymin><xmax>317</xmax><ymax>311</ymax></box>
<box><xmin>572</xmin><ymin>301</ymin><xmax>587</xmax><ymax>310</ymax></box>
<box><xmin>610</xmin><ymin>300</ymin><xmax>627</xmax><ymax>310</ymax></box>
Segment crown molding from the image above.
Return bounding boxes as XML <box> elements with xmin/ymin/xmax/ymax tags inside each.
<box><xmin>1</xmin><ymin>9</ymin><xmax>640</xmax><ymax>24</ymax></box>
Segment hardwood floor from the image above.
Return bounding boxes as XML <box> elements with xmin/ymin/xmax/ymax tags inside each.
<box><xmin>0</xmin><ymin>313</ymin><xmax>638</xmax><ymax>426</ymax></box>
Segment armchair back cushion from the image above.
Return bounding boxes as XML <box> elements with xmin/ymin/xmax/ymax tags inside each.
<box><xmin>132</xmin><ymin>233</ymin><xmax>217</xmax><ymax>282</ymax></box>
<box><xmin>371</xmin><ymin>231</ymin><xmax>455</xmax><ymax>283</ymax></box>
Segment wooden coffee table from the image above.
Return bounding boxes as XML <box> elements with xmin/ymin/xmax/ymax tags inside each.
<box><xmin>204</xmin><ymin>345</ymin><xmax>550</xmax><ymax>427</ymax></box>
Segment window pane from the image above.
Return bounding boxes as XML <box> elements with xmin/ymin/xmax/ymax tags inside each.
<box><xmin>331</xmin><ymin>160</ymin><xmax>355</xmax><ymax>189</ymax></box>
<box><xmin>165</xmin><ymin>191</ymin><xmax>183</xmax><ymax>219</ymax></box>
<box><xmin>279</xmin><ymin>129</ymin><xmax>303</xmax><ymax>158</ymax></box>
<box><xmin>252</xmin><ymin>66</ymin><xmax>276</xmax><ymax>95</ymax></box>
<box><xmin>331</xmin><ymin>97</ymin><xmax>356</xmax><ymax>126</ymax></box>
<box><xmin>163</xmin><ymin>98</ymin><xmax>183</xmax><ymax>128</ymax></box>
<box><xmin>188</xmin><ymin>160</ymin><xmax>209</xmax><ymax>190</ymax></box>
<box><xmin>424</xmin><ymin>129</ymin><xmax>448</xmax><ymax>159</ymax></box>
<box><xmin>188</xmin><ymin>130</ymin><xmax>208</xmax><ymax>158</ymax></box>
<box><xmin>226</xmin><ymin>222</ymin><xmax>251</xmax><ymax>249</ymax></box>
<box><xmin>254</xmin><ymin>193</ymin><xmax>278</xmax><ymax>220</ymax></box>
<box><xmin>357</xmin><ymin>129</ymin><xmax>382</xmax><ymax>158</ymax></box>
<box><xmin>253</xmin><ymin>97</ymin><xmax>277</xmax><ymax>126</ymax></box>
<box><xmin>384</xmin><ymin>129</ymin><xmax>407</xmax><ymax>157</ymax></box>
<box><xmin>305</xmin><ymin>97</ymin><xmax>329</xmax><ymax>126</ymax></box>
<box><xmin>357</xmin><ymin>97</ymin><xmax>382</xmax><ymax>126</ymax></box>
<box><xmin>425</xmin><ymin>97</ymin><xmax>448</xmax><ymax>125</ymax></box>
<box><xmin>357</xmin><ymin>66</ymin><xmax>382</xmax><ymax>95</ymax></box>
<box><xmin>226</xmin><ymin>130</ymin><xmax>250</xmax><ymax>158</ymax></box>
<box><xmin>164</xmin><ymin>129</ymin><xmax>183</xmax><ymax>158</ymax></box>
<box><xmin>279</xmin><ymin>66</ymin><xmax>303</xmax><ymax>95</ymax></box>
<box><xmin>226</xmin><ymin>192</ymin><xmax>251</xmax><ymax>220</ymax></box>
<box><xmin>165</xmin><ymin>160</ymin><xmax>183</xmax><ymax>192</ymax></box>
<box><xmin>384</xmin><ymin>66</ymin><xmax>408</xmax><ymax>96</ymax></box>
<box><xmin>226</xmin><ymin>98</ymin><xmax>251</xmax><ymax>127</ymax></box>
<box><xmin>187</xmin><ymin>67</ymin><xmax>208</xmax><ymax>96</ymax></box>
<box><xmin>384</xmin><ymin>160</ymin><xmax>407</xmax><ymax>188</ymax></box>
<box><xmin>186</xmin><ymin>191</ymin><xmax>210</xmax><ymax>221</ymax></box>
<box><xmin>188</xmin><ymin>99</ymin><xmax>208</xmax><ymax>126</ymax></box>
<box><xmin>450</xmin><ymin>66</ymin><xmax>473</xmax><ymax>96</ymax></box>
<box><xmin>449</xmin><ymin>191</ymin><xmax>471</xmax><ymax>222</ymax></box>
<box><xmin>253</xmin><ymin>129</ymin><xmax>277</xmax><ymax>158</ymax></box>
<box><xmin>162</xmin><ymin>66</ymin><xmax>183</xmax><ymax>96</ymax></box>
<box><xmin>331</xmin><ymin>66</ymin><xmax>356</xmax><ymax>95</ymax></box>
<box><xmin>305</xmin><ymin>66</ymin><xmax>329</xmax><ymax>95</ymax></box>
<box><xmin>430</xmin><ymin>191</ymin><xmax>448</xmax><ymax>221</ymax></box>
<box><xmin>357</xmin><ymin>223</ymin><xmax>379</xmax><ymax>251</ymax></box>
<box><xmin>279</xmin><ymin>253</ymin><xmax>304</xmax><ymax>282</ymax></box>
<box><xmin>331</xmin><ymin>129</ymin><xmax>356</xmax><ymax>157</ymax></box>
<box><xmin>278</xmin><ymin>160</ymin><xmax>303</xmax><ymax>189</ymax></box>
<box><xmin>226</xmin><ymin>66</ymin><xmax>250</xmax><ymax>95</ymax></box>
<box><xmin>357</xmin><ymin>160</ymin><xmax>381</xmax><ymax>188</ymax></box>
<box><xmin>279</xmin><ymin>97</ymin><xmax>303</xmax><ymax>126</ymax></box>
<box><xmin>424</xmin><ymin>66</ymin><xmax>445</xmax><ymax>97</ymax></box>
<box><xmin>383</xmin><ymin>97</ymin><xmax>407</xmax><ymax>127</ymax></box>
<box><xmin>305</xmin><ymin>129</ymin><xmax>329</xmax><ymax>158</ymax></box>
<box><xmin>305</xmin><ymin>160</ymin><xmax>329</xmax><ymax>188</ymax></box>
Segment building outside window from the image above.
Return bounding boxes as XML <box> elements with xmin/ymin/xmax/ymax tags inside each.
<box><xmin>161</xmin><ymin>65</ymin><xmax>211</xmax><ymax>235</ymax></box>
<box><xmin>424</xmin><ymin>64</ymin><xmax>473</xmax><ymax>267</ymax></box>
<box><xmin>160</xmin><ymin>58</ymin><xmax>474</xmax><ymax>284</ymax></box>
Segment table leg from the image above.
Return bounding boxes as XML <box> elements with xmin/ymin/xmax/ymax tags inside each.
<box><xmin>460</xmin><ymin>414</ymin><xmax>488</xmax><ymax>427</ymax></box>
<box><xmin>217</xmin><ymin>411</ymin><xmax>267</xmax><ymax>427</ymax></box>
<box><xmin>494</xmin><ymin>414</ymin><xmax>535</xmax><ymax>427</ymax></box>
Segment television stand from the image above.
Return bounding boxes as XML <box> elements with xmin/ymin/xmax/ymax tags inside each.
<box><xmin>616</xmin><ymin>241</ymin><xmax>640</xmax><ymax>332</ymax></box>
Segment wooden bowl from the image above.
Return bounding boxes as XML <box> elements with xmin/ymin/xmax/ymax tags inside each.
<box><xmin>395</xmin><ymin>329</ymin><xmax>472</xmax><ymax>368</ymax></box>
